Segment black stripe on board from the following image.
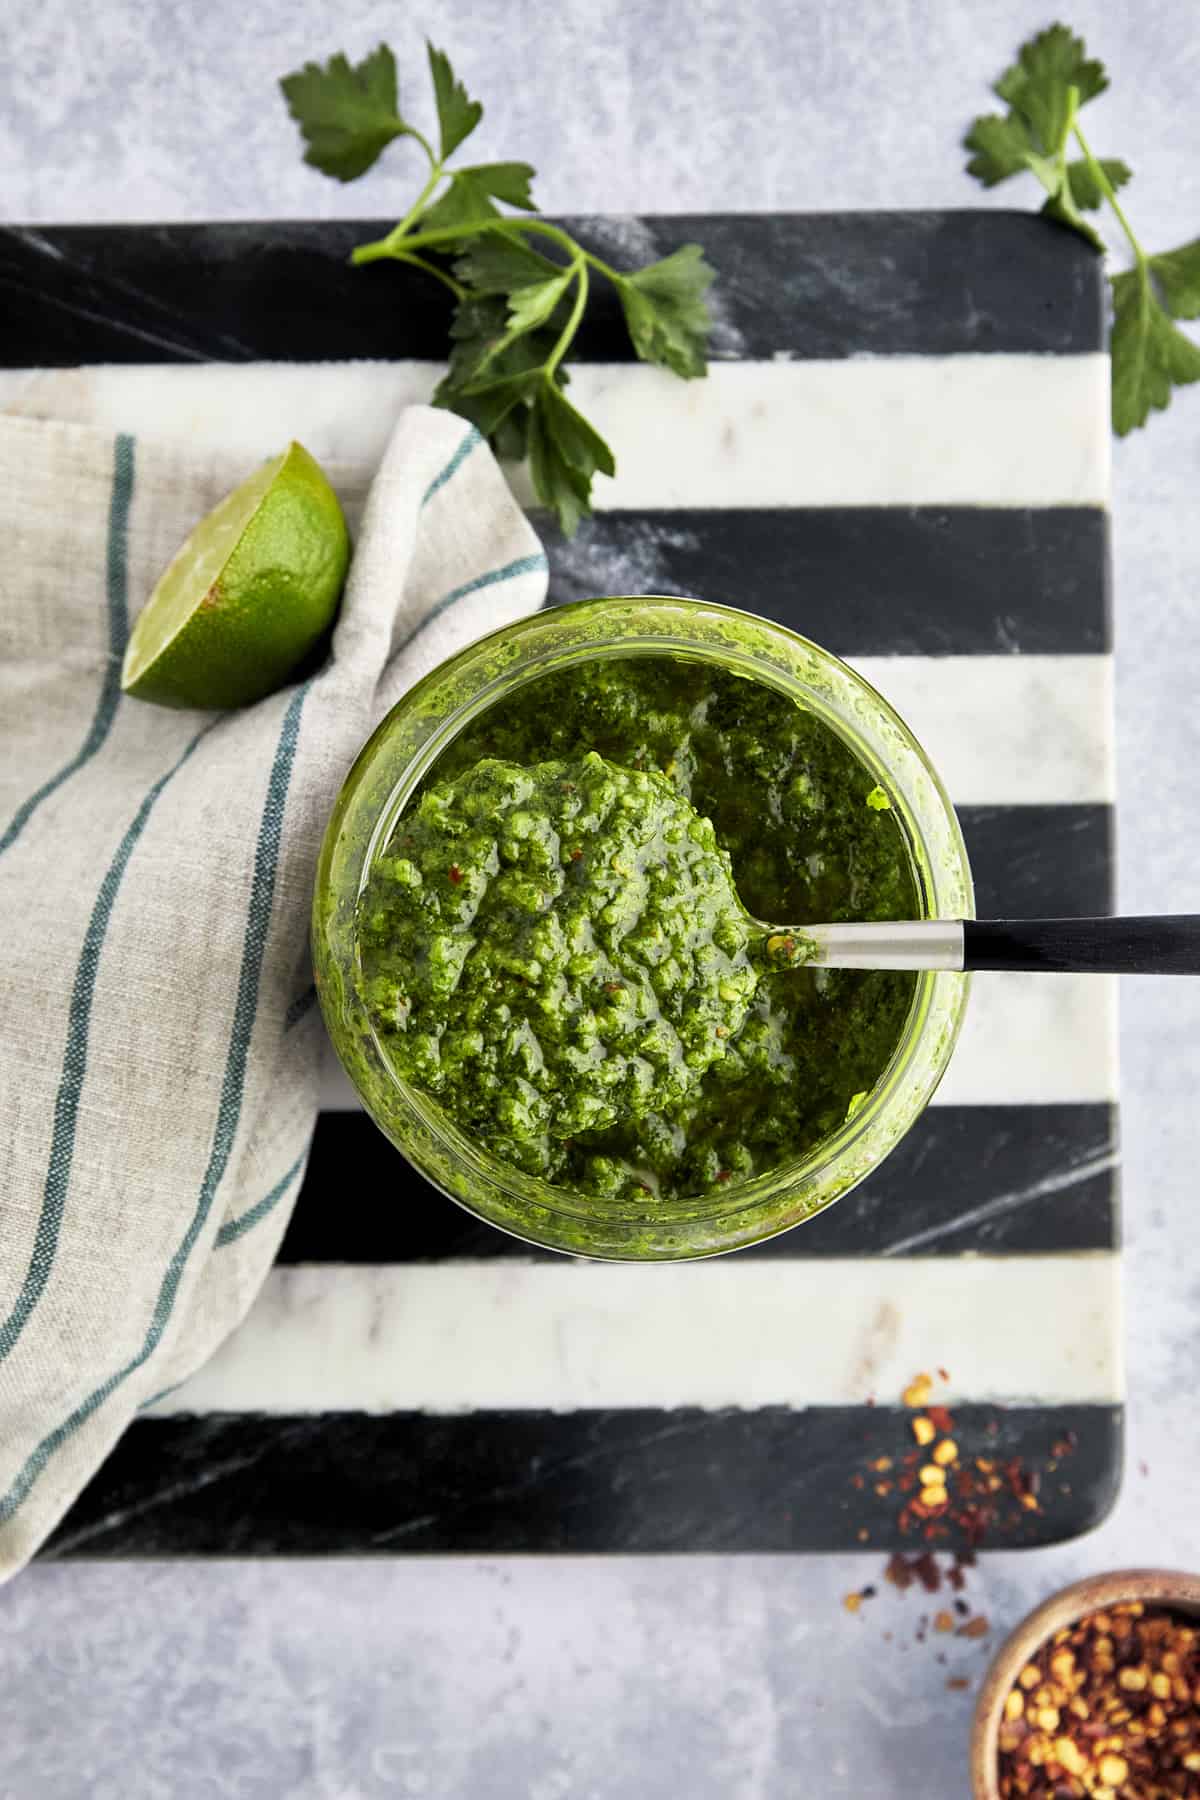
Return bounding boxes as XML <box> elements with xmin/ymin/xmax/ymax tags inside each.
<box><xmin>0</xmin><ymin>212</ymin><xmax>1103</xmax><ymax>369</ymax></box>
<box><xmin>962</xmin><ymin>805</ymin><xmax>1113</xmax><ymax>918</ymax></box>
<box><xmin>277</xmin><ymin>1103</ymin><xmax>1117</xmax><ymax>1266</ymax></box>
<box><xmin>545</xmin><ymin>508</ymin><xmax>1111</xmax><ymax>656</ymax></box>
<box><xmin>42</xmin><ymin>1404</ymin><xmax>1122</xmax><ymax>1557</ymax></box>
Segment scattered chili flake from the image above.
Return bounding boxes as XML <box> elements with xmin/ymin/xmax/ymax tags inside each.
<box><xmin>856</xmin><ymin>1528</ymin><xmax>870</xmax><ymax>1543</ymax></box>
<box><xmin>570</xmin><ymin>848</ymin><xmax>583</xmax><ymax>861</ymax></box>
<box><xmin>913</xmin><ymin>1552</ymin><xmax>942</xmax><ymax>1594</ymax></box>
<box><xmin>937</xmin><ymin>1367</ymin><xmax>951</xmax><ymax>1383</ymax></box>
<box><xmin>935</xmin><ymin>1611</ymin><xmax>955</xmax><ymax>1634</ymax></box>
<box><xmin>946</xmin><ymin>1677</ymin><xmax>971</xmax><ymax>1692</ymax></box>
<box><xmin>927</xmin><ymin>1404</ymin><xmax>955</xmax><ymax>1436</ymax></box>
<box><xmin>902</xmin><ymin>1373</ymin><xmax>933</xmax><ymax>1408</ymax></box>
<box><xmin>957</xmin><ymin>1614</ymin><xmax>990</xmax><ymax>1640</ymax></box>
<box><xmin>843</xmin><ymin>1591</ymin><xmax>864</xmax><ymax>1614</ymax></box>
<box><xmin>715</xmin><ymin>1170</ymin><xmax>731</xmax><ymax>1183</ymax></box>
<box><xmin>885</xmin><ymin>1553</ymin><xmax>915</xmax><ymax>1592</ymax></box>
<box><xmin>448</xmin><ymin>864</ymin><xmax>463</xmax><ymax>884</ymax></box>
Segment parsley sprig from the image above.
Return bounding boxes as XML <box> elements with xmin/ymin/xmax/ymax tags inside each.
<box><xmin>281</xmin><ymin>43</ymin><xmax>714</xmax><ymax>534</ymax></box>
<box><xmin>965</xmin><ymin>23</ymin><xmax>1200</xmax><ymax>435</ymax></box>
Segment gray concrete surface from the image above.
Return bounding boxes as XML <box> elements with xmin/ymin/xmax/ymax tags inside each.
<box><xmin>2</xmin><ymin>1</ymin><xmax>1199</xmax><ymax>1794</ymax></box>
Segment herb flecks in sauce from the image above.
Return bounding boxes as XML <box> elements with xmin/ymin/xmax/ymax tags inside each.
<box><xmin>358</xmin><ymin>751</ymin><xmax>757</xmax><ymax>1178</ymax></box>
<box><xmin>356</xmin><ymin>657</ymin><xmax>917</xmax><ymax>1202</ymax></box>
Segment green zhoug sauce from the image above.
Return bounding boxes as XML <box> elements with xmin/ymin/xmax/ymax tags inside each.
<box><xmin>356</xmin><ymin>657</ymin><xmax>917</xmax><ymax>1202</ymax></box>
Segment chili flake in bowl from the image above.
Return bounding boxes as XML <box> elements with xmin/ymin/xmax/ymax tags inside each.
<box><xmin>971</xmin><ymin>1571</ymin><xmax>1200</xmax><ymax>1798</ymax></box>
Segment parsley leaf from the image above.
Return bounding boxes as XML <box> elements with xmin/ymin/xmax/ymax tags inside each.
<box><xmin>283</xmin><ymin>40</ymin><xmax>712</xmax><ymax>530</ymax></box>
<box><xmin>1039</xmin><ymin>176</ymin><xmax>1105</xmax><ymax>253</ymax></box>
<box><xmin>964</xmin><ymin>23</ymin><xmax>1200</xmax><ymax>439</ymax></box>
<box><xmin>1111</xmin><ymin>263</ymin><xmax>1200</xmax><ymax>433</ymax></box>
<box><xmin>420</xmin><ymin>163</ymin><xmax>537</xmax><ymax>233</ymax></box>
<box><xmin>529</xmin><ymin>383</ymin><xmax>616</xmax><ymax>537</ymax></box>
<box><xmin>1066</xmin><ymin>157</ymin><xmax>1132</xmax><ymax>211</ymax></box>
<box><xmin>994</xmin><ymin>23</ymin><xmax>1107</xmax><ymax>153</ymax></box>
<box><xmin>1150</xmin><ymin>239</ymin><xmax>1200</xmax><ymax>320</ymax></box>
<box><xmin>505</xmin><ymin>271</ymin><xmax>574</xmax><ymax>335</ymax></box>
<box><xmin>451</xmin><ymin>235</ymin><xmax>565</xmax><ymax>295</ymax></box>
<box><xmin>280</xmin><ymin>46</ymin><xmax>407</xmax><ymax>183</ymax></box>
<box><xmin>617</xmin><ymin>246</ymin><xmax>715</xmax><ymax>378</ymax></box>
<box><xmin>964</xmin><ymin>113</ymin><xmax>1042</xmax><ymax>186</ymax></box>
<box><xmin>426</xmin><ymin>43</ymin><xmax>481</xmax><ymax>159</ymax></box>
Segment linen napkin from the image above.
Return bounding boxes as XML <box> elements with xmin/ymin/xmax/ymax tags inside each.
<box><xmin>0</xmin><ymin>406</ymin><xmax>548</xmax><ymax>1579</ymax></box>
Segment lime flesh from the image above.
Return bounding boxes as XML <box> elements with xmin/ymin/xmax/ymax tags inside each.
<box><xmin>121</xmin><ymin>441</ymin><xmax>350</xmax><ymax>710</ymax></box>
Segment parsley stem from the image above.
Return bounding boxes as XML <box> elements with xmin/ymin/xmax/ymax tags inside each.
<box><xmin>1072</xmin><ymin>119</ymin><xmax>1145</xmax><ymax>263</ymax></box>
<box><xmin>387</xmin><ymin>249</ymin><xmax>466</xmax><ymax>300</ymax></box>
<box><xmin>544</xmin><ymin>258</ymin><xmax>589</xmax><ymax>379</ymax></box>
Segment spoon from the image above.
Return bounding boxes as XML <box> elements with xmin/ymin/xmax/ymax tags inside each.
<box><xmin>779</xmin><ymin>915</ymin><xmax>1200</xmax><ymax>974</ymax></box>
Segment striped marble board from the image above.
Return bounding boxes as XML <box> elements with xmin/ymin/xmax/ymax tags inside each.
<box><xmin>0</xmin><ymin>213</ymin><xmax>1119</xmax><ymax>1556</ymax></box>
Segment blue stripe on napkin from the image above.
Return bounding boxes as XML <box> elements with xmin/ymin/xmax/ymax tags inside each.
<box><xmin>0</xmin><ymin>434</ymin><xmax>135</xmax><ymax>856</ymax></box>
<box><xmin>0</xmin><ymin>684</ymin><xmax>308</xmax><ymax>1523</ymax></box>
<box><xmin>216</xmin><ymin>1145</ymin><xmax>310</xmax><ymax>1247</ymax></box>
<box><xmin>0</xmin><ymin>722</ymin><xmax>208</xmax><ymax>1367</ymax></box>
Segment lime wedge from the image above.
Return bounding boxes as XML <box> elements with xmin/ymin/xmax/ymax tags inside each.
<box><xmin>122</xmin><ymin>441</ymin><xmax>350</xmax><ymax>710</ymax></box>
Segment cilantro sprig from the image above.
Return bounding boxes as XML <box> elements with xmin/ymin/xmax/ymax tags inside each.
<box><xmin>281</xmin><ymin>43</ymin><xmax>714</xmax><ymax>533</ymax></box>
<box><xmin>965</xmin><ymin>23</ymin><xmax>1200</xmax><ymax>435</ymax></box>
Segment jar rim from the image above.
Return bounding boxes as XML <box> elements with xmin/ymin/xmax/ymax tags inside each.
<box><xmin>315</xmin><ymin>596</ymin><xmax>974</xmax><ymax>1260</ymax></box>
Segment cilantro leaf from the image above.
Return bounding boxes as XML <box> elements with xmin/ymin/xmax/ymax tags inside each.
<box><xmin>1150</xmin><ymin>238</ymin><xmax>1200</xmax><ymax>320</ymax></box>
<box><xmin>995</xmin><ymin>23</ymin><xmax>1107</xmax><ymax>153</ymax></box>
<box><xmin>280</xmin><ymin>45</ymin><xmax>408</xmax><ymax>182</ymax></box>
<box><xmin>420</xmin><ymin>163</ymin><xmax>538</xmax><ymax>233</ymax></box>
<box><xmin>617</xmin><ymin>245</ymin><xmax>714</xmax><ymax>378</ymax></box>
<box><xmin>529</xmin><ymin>382</ymin><xmax>616</xmax><ymax>537</ymax></box>
<box><xmin>426</xmin><ymin>43</ymin><xmax>482</xmax><ymax>159</ymax></box>
<box><xmin>1111</xmin><ymin>263</ymin><xmax>1200</xmax><ymax>434</ymax></box>
<box><xmin>1066</xmin><ymin>157</ymin><xmax>1132</xmax><ymax>211</ymax></box>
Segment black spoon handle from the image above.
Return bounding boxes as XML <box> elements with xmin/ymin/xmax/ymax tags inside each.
<box><xmin>963</xmin><ymin>915</ymin><xmax>1200</xmax><ymax>975</ymax></box>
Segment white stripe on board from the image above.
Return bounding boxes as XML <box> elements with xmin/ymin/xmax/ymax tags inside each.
<box><xmin>934</xmin><ymin>970</ymin><xmax>1116</xmax><ymax>1106</ymax></box>
<box><xmin>146</xmin><ymin>1253</ymin><xmax>1121</xmax><ymax>1417</ymax></box>
<box><xmin>849</xmin><ymin>656</ymin><xmax>1114</xmax><ymax>807</ymax></box>
<box><xmin>0</xmin><ymin>354</ymin><xmax>1110</xmax><ymax>508</ymax></box>
<box><xmin>317</xmin><ymin>963</ymin><xmax>1117</xmax><ymax>1111</ymax></box>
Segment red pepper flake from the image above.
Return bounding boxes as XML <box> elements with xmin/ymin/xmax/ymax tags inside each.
<box><xmin>927</xmin><ymin>1404</ymin><xmax>955</xmax><ymax>1435</ymax></box>
<box><xmin>946</xmin><ymin>1677</ymin><xmax>970</xmax><ymax>1692</ymax></box>
<box><xmin>937</xmin><ymin>1367</ymin><xmax>951</xmax><ymax>1383</ymax></box>
<box><xmin>884</xmin><ymin>1553</ymin><xmax>914</xmax><ymax>1591</ymax></box>
<box><xmin>957</xmin><ymin>1614</ymin><xmax>989</xmax><ymax>1639</ymax></box>
<box><xmin>448</xmin><ymin>864</ymin><xmax>463</xmax><ymax>885</ymax></box>
<box><xmin>715</xmin><ymin>1170</ymin><xmax>731</xmax><ymax>1183</ymax></box>
<box><xmin>912</xmin><ymin>1552</ymin><xmax>942</xmax><ymax>1593</ymax></box>
<box><xmin>569</xmin><ymin>848</ymin><xmax>583</xmax><ymax>862</ymax></box>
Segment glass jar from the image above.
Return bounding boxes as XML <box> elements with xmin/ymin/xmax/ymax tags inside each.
<box><xmin>313</xmin><ymin>596</ymin><xmax>973</xmax><ymax>1260</ymax></box>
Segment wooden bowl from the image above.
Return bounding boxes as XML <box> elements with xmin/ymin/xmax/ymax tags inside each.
<box><xmin>970</xmin><ymin>1568</ymin><xmax>1200</xmax><ymax>1797</ymax></box>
